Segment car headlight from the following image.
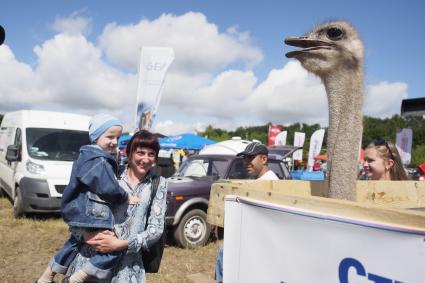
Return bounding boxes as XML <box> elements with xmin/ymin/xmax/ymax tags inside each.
<box><xmin>26</xmin><ymin>159</ymin><xmax>45</xmax><ymax>175</ymax></box>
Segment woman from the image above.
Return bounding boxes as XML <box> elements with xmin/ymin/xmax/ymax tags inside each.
<box><xmin>67</xmin><ymin>130</ymin><xmax>167</xmax><ymax>282</ymax></box>
<box><xmin>363</xmin><ymin>138</ymin><xmax>407</xmax><ymax>180</ymax></box>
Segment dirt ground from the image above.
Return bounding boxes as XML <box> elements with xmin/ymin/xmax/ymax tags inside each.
<box><xmin>0</xmin><ymin>197</ymin><xmax>220</xmax><ymax>282</ymax></box>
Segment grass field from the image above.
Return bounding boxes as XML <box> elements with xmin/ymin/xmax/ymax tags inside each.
<box><xmin>0</xmin><ymin>197</ymin><xmax>220</xmax><ymax>282</ymax></box>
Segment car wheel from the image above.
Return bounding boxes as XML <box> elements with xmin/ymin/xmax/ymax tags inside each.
<box><xmin>13</xmin><ymin>186</ymin><xmax>25</xmax><ymax>218</ymax></box>
<box><xmin>174</xmin><ymin>209</ymin><xmax>211</xmax><ymax>248</ymax></box>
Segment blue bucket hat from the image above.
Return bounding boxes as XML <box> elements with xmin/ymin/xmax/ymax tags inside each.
<box><xmin>89</xmin><ymin>113</ymin><xmax>122</xmax><ymax>142</ymax></box>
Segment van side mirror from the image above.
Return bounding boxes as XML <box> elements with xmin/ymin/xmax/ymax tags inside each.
<box><xmin>6</xmin><ymin>145</ymin><xmax>20</xmax><ymax>162</ymax></box>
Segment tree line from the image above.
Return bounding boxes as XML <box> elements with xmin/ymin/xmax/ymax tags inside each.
<box><xmin>1</xmin><ymin>113</ymin><xmax>423</xmax><ymax>166</ymax></box>
<box><xmin>199</xmin><ymin>115</ymin><xmax>425</xmax><ymax>167</ymax></box>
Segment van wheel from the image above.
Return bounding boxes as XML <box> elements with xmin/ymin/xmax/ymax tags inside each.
<box><xmin>13</xmin><ymin>187</ymin><xmax>25</xmax><ymax>218</ymax></box>
<box><xmin>174</xmin><ymin>209</ymin><xmax>211</xmax><ymax>248</ymax></box>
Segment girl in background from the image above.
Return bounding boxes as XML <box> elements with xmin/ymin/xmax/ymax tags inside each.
<box><xmin>363</xmin><ymin>138</ymin><xmax>407</xmax><ymax>181</ymax></box>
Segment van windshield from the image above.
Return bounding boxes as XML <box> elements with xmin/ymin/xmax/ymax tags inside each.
<box><xmin>26</xmin><ymin>128</ymin><xmax>90</xmax><ymax>161</ymax></box>
<box><xmin>176</xmin><ymin>157</ymin><xmax>228</xmax><ymax>178</ymax></box>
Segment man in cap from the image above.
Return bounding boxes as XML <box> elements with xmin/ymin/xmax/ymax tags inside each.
<box><xmin>236</xmin><ymin>141</ymin><xmax>279</xmax><ymax>180</ymax></box>
<box><xmin>215</xmin><ymin>142</ymin><xmax>279</xmax><ymax>282</ymax></box>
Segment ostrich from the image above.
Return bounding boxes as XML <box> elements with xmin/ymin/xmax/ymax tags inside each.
<box><xmin>285</xmin><ymin>21</ymin><xmax>364</xmax><ymax>201</ymax></box>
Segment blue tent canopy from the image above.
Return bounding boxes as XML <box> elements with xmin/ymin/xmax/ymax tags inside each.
<box><xmin>159</xmin><ymin>133</ymin><xmax>215</xmax><ymax>150</ymax></box>
<box><xmin>118</xmin><ymin>134</ymin><xmax>132</xmax><ymax>149</ymax></box>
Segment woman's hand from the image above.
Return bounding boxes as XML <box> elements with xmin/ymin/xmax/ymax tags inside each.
<box><xmin>84</xmin><ymin>230</ymin><xmax>128</xmax><ymax>253</ymax></box>
<box><xmin>83</xmin><ymin>229</ymin><xmax>114</xmax><ymax>242</ymax></box>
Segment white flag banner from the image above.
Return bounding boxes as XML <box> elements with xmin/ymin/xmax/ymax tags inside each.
<box><xmin>135</xmin><ymin>46</ymin><xmax>175</xmax><ymax>130</ymax></box>
<box><xmin>293</xmin><ymin>132</ymin><xmax>305</xmax><ymax>161</ymax></box>
<box><xmin>274</xmin><ymin>131</ymin><xmax>287</xmax><ymax>146</ymax></box>
<box><xmin>223</xmin><ymin>195</ymin><xmax>425</xmax><ymax>283</ymax></box>
<box><xmin>396</xmin><ymin>128</ymin><xmax>413</xmax><ymax>165</ymax></box>
<box><xmin>307</xmin><ymin>129</ymin><xmax>325</xmax><ymax>171</ymax></box>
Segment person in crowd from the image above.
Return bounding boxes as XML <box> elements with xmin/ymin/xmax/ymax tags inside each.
<box><xmin>363</xmin><ymin>138</ymin><xmax>408</xmax><ymax>180</ymax></box>
<box><xmin>66</xmin><ymin>130</ymin><xmax>167</xmax><ymax>282</ymax></box>
<box><xmin>293</xmin><ymin>160</ymin><xmax>304</xmax><ymax>170</ymax></box>
<box><xmin>215</xmin><ymin>141</ymin><xmax>278</xmax><ymax>282</ymax></box>
<box><xmin>37</xmin><ymin>114</ymin><xmax>140</xmax><ymax>283</ymax></box>
<box><xmin>238</xmin><ymin>141</ymin><xmax>279</xmax><ymax>180</ymax></box>
<box><xmin>313</xmin><ymin>160</ymin><xmax>321</xmax><ymax>171</ymax></box>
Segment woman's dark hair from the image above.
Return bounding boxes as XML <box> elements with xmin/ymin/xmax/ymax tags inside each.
<box><xmin>126</xmin><ymin>130</ymin><xmax>160</xmax><ymax>162</ymax></box>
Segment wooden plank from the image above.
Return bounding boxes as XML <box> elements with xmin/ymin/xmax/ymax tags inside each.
<box><xmin>186</xmin><ymin>273</ymin><xmax>217</xmax><ymax>283</ymax></box>
<box><xmin>207</xmin><ymin>180</ymin><xmax>425</xmax><ymax>228</ymax></box>
<box><xmin>214</xmin><ymin>179</ymin><xmax>329</xmax><ymax>197</ymax></box>
<box><xmin>356</xmin><ymin>180</ymin><xmax>425</xmax><ymax>208</ymax></box>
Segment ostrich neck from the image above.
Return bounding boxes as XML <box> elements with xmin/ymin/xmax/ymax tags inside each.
<box><xmin>323</xmin><ymin>67</ymin><xmax>364</xmax><ymax>201</ymax></box>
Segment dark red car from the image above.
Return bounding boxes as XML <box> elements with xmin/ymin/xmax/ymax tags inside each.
<box><xmin>417</xmin><ymin>164</ymin><xmax>425</xmax><ymax>181</ymax></box>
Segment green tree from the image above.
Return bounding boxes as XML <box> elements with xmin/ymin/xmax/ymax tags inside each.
<box><xmin>412</xmin><ymin>145</ymin><xmax>425</xmax><ymax>166</ymax></box>
<box><xmin>197</xmin><ymin>115</ymin><xmax>425</xmax><ymax>165</ymax></box>
<box><xmin>202</xmin><ymin>125</ymin><xmax>231</xmax><ymax>142</ymax></box>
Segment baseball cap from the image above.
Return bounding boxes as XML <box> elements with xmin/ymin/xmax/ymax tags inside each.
<box><xmin>236</xmin><ymin>142</ymin><xmax>268</xmax><ymax>157</ymax></box>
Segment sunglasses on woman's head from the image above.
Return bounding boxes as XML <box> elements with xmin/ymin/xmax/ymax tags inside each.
<box><xmin>373</xmin><ymin>138</ymin><xmax>393</xmax><ymax>159</ymax></box>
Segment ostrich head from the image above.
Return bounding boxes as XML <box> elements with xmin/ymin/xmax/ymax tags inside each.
<box><xmin>285</xmin><ymin>21</ymin><xmax>364</xmax><ymax>78</ymax></box>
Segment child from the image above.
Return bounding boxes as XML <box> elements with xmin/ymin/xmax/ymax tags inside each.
<box><xmin>36</xmin><ymin>114</ymin><xmax>139</xmax><ymax>283</ymax></box>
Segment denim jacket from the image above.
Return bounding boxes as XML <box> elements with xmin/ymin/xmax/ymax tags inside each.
<box><xmin>61</xmin><ymin>145</ymin><xmax>128</xmax><ymax>229</ymax></box>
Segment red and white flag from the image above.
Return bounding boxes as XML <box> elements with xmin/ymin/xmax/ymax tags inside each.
<box><xmin>268</xmin><ymin>124</ymin><xmax>282</xmax><ymax>145</ymax></box>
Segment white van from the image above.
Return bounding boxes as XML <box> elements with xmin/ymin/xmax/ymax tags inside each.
<box><xmin>0</xmin><ymin>110</ymin><xmax>90</xmax><ymax>217</ymax></box>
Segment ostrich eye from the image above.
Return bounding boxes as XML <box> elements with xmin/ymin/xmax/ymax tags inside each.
<box><xmin>326</xmin><ymin>27</ymin><xmax>343</xmax><ymax>40</ymax></box>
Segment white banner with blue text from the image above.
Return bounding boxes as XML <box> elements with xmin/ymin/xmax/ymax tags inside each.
<box><xmin>135</xmin><ymin>46</ymin><xmax>174</xmax><ymax>131</ymax></box>
<box><xmin>223</xmin><ymin>196</ymin><xmax>425</xmax><ymax>283</ymax></box>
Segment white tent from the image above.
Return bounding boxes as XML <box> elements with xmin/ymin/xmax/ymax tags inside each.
<box><xmin>199</xmin><ymin>137</ymin><xmax>251</xmax><ymax>155</ymax></box>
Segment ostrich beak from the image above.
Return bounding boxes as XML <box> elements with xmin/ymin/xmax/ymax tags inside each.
<box><xmin>284</xmin><ymin>37</ymin><xmax>334</xmax><ymax>58</ymax></box>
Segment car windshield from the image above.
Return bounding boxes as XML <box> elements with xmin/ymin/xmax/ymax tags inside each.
<box><xmin>176</xmin><ymin>157</ymin><xmax>228</xmax><ymax>178</ymax></box>
<box><xmin>26</xmin><ymin>128</ymin><xmax>90</xmax><ymax>161</ymax></box>
<box><xmin>268</xmin><ymin>146</ymin><xmax>301</xmax><ymax>159</ymax></box>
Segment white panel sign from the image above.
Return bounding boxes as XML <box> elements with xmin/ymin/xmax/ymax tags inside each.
<box><xmin>135</xmin><ymin>46</ymin><xmax>174</xmax><ymax>130</ymax></box>
<box><xmin>396</xmin><ymin>128</ymin><xmax>413</xmax><ymax>165</ymax></box>
<box><xmin>307</xmin><ymin>129</ymin><xmax>325</xmax><ymax>171</ymax></box>
<box><xmin>274</xmin><ymin>131</ymin><xmax>287</xmax><ymax>146</ymax></box>
<box><xmin>292</xmin><ymin>132</ymin><xmax>305</xmax><ymax>161</ymax></box>
<box><xmin>223</xmin><ymin>196</ymin><xmax>425</xmax><ymax>283</ymax></box>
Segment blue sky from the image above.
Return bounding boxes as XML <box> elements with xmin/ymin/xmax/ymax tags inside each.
<box><xmin>1</xmin><ymin>0</ymin><xmax>424</xmax><ymax>134</ymax></box>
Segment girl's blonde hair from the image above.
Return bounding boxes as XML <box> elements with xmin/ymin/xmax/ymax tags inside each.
<box><xmin>366</xmin><ymin>139</ymin><xmax>407</xmax><ymax>180</ymax></box>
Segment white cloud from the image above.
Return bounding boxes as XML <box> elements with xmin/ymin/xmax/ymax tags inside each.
<box><xmin>364</xmin><ymin>82</ymin><xmax>408</xmax><ymax>118</ymax></box>
<box><xmin>162</xmin><ymin>69</ymin><xmax>257</xmax><ymax>119</ymax></box>
<box><xmin>153</xmin><ymin>120</ymin><xmax>207</xmax><ymax>136</ymax></box>
<box><xmin>0</xmin><ymin>12</ymin><xmax>409</xmax><ymax>135</ymax></box>
<box><xmin>33</xmin><ymin>33</ymin><xmax>135</xmax><ymax>110</ymax></box>
<box><xmin>247</xmin><ymin>61</ymin><xmax>328</xmax><ymax>125</ymax></box>
<box><xmin>98</xmin><ymin>12</ymin><xmax>263</xmax><ymax>73</ymax></box>
<box><xmin>51</xmin><ymin>11</ymin><xmax>92</xmax><ymax>36</ymax></box>
<box><xmin>0</xmin><ymin>45</ymin><xmax>40</xmax><ymax>109</ymax></box>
